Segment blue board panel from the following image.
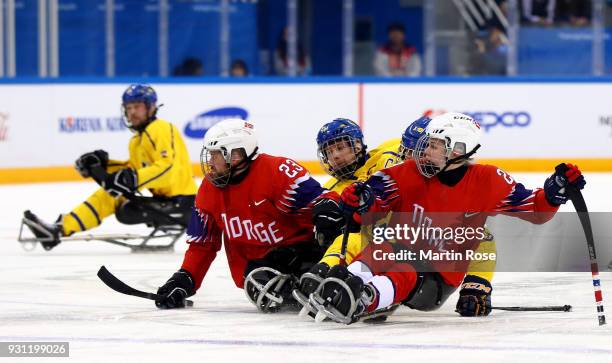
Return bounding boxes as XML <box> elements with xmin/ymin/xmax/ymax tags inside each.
<box><xmin>114</xmin><ymin>0</ymin><xmax>159</xmax><ymax>77</ymax></box>
<box><xmin>15</xmin><ymin>0</ymin><xmax>39</xmax><ymax>76</ymax></box>
<box><xmin>58</xmin><ymin>0</ymin><xmax>105</xmax><ymax>76</ymax></box>
<box><xmin>518</xmin><ymin>27</ymin><xmax>612</xmax><ymax>76</ymax></box>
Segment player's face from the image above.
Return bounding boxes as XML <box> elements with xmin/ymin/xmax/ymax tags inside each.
<box><xmin>324</xmin><ymin>139</ymin><xmax>360</xmax><ymax>170</ymax></box>
<box><xmin>207</xmin><ymin>149</ymin><xmax>245</xmax><ymax>173</ymax></box>
<box><xmin>124</xmin><ymin>102</ymin><xmax>150</xmax><ymax>127</ymax></box>
<box><xmin>424</xmin><ymin>138</ymin><xmax>448</xmax><ymax>167</ymax></box>
<box><xmin>208</xmin><ymin>150</ymin><xmax>229</xmax><ymax>173</ymax></box>
<box><xmin>204</xmin><ymin>148</ymin><xmax>247</xmax><ymax>187</ymax></box>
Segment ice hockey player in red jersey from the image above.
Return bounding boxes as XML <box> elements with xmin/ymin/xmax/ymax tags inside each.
<box><xmin>155</xmin><ymin>119</ymin><xmax>336</xmax><ymax>312</ymax></box>
<box><xmin>310</xmin><ymin>112</ymin><xmax>586</xmax><ymax>324</ymax></box>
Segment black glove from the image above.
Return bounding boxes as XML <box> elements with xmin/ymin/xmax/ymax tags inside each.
<box><xmin>75</xmin><ymin>150</ymin><xmax>108</xmax><ymax>178</ymax></box>
<box><xmin>455</xmin><ymin>275</ymin><xmax>492</xmax><ymax>317</ymax></box>
<box><xmin>312</xmin><ymin>198</ymin><xmax>345</xmax><ymax>247</ymax></box>
<box><xmin>156</xmin><ymin>269</ymin><xmax>195</xmax><ymax>309</ymax></box>
<box><xmin>103</xmin><ymin>168</ymin><xmax>137</xmax><ymax>197</ymax></box>
<box><xmin>544</xmin><ymin>163</ymin><xmax>586</xmax><ymax>206</ymax></box>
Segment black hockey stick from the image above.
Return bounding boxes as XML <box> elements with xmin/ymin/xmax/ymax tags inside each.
<box><xmin>566</xmin><ymin>183</ymin><xmax>606</xmax><ymax>326</ymax></box>
<box><xmin>339</xmin><ymin>220</ymin><xmax>352</xmax><ymax>266</ymax></box>
<box><xmin>492</xmin><ymin>305</ymin><xmax>572</xmax><ymax>312</ymax></box>
<box><xmin>97</xmin><ymin>266</ymin><xmax>194</xmax><ymax>307</ymax></box>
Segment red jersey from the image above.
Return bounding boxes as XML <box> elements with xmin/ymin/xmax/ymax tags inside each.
<box><xmin>181</xmin><ymin>154</ymin><xmax>335</xmax><ymax>289</ymax></box>
<box><xmin>363</xmin><ymin>160</ymin><xmax>560</xmax><ymax>286</ymax></box>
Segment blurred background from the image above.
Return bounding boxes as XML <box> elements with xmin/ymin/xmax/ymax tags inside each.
<box><xmin>0</xmin><ymin>0</ymin><xmax>609</xmax><ymax>78</ymax></box>
<box><xmin>1</xmin><ymin>0</ymin><xmax>611</xmax><ymax>184</ymax></box>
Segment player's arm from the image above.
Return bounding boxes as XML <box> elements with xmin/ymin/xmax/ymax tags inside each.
<box><xmin>490</xmin><ymin>167</ymin><xmax>561</xmax><ymax>224</ymax></box>
<box><xmin>339</xmin><ymin>170</ymin><xmax>402</xmax><ymax>226</ymax></box>
<box><xmin>155</xmin><ymin>206</ymin><xmax>222</xmax><ymax>309</ymax></box>
<box><xmin>274</xmin><ymin>158</ymin><xmax>338</xmax><ymax>214</ymax></box>
<box><xmin>134</xmin><ymin>123</ymin><xmax>179</xmax><ymax>190</ymax></box>
<box><xmin>74</xmin><ymin>149</ymin><xmax>128</xmax><ymax>178</ymax></box>
<box><xmin>492</xmin><ymin>164</ymin><xmax>585</xmax><ymax>224</ymax></box>
<box><xmin>273</xmin><ymin>158</ymin><xmax>342</xmax><ymax>246</ymax></box>
<box><xmin>314</xmin><ymin>151</ymin><xmax>399</xmax><ymax>250</ymax></box>
<box><xmin>106</xmin><ymin>159</ymin><xmax>129</xmax><ymax>173</ymax></box>
<box><xmin>319</xmin><ymin>147</ymin><xmax>401</xmax><ymax>251</ymax></box>
<box><xmin>180</xmin><ymin>207</ymin><xmax>223</xmax><ymax>289</ymax></box>
<box><xmin>94</xmin><ymin>123</ymin><xmax>181</xmax><ymax>197</ymax></box>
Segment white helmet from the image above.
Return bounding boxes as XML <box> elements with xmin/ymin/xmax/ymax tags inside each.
<box><xmin>413</xmin><ymin>112</ymin><xmax>482</xmax><ymax>177</ymax></box>
<box><xmin>427</xmin><ymin>112</ymin><xmax>481</xmax><ymax>156</ymax></box>
<box><xmin>200</xmin><ymin>118</ymin><xmax>259</xmax><ymax>187</ymax></box>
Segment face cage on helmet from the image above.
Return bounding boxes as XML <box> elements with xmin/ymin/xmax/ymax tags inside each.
<box><xmin>398</xmin><ymin>144</ymin><xmax>416</xmax><ymax>162</ymax></box>
<box><xmin>200</xmin><ymin>146</ymin><xmax>232</xmax><ymax>188</ymax></box>
<box><xmin>412</xmin><ymin>134</ymin><xmax>453</xmax><ymax>178</ymax></box>
<box><xmin>317</xmin><ymin>135</ymin><xmax>362</xmax><ymax>180</ymax></box>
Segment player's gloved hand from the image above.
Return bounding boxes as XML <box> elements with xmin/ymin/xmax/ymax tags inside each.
<box><xmin>339</xmin><ymin>182</ymin><xmax>375</xmax><ymax>213</ymax></box>
<box><xmin>75</xmin><ymin>150</ymin><xmax>108</xmax><ymax>178</ymax></box>
<box><xmin>156</xmin><ymin>269</ymin><xmax>195</xmax><ymax>309</ymax></box>
<box><xmin>339</xmin><ymin>182</ymin><xmax>375</xmax><ymax>229</ymax></box>
<box><xmin>544</xmin><ymin>163</ymin><xmax>586</xmax><ymax>205</ymax></box>
<box><xmin>455</xmin><ymin>275</ymin><xmax>492</xmax><ymax>317</ymax></box>
<box><xmin>103</xmin><ymin>168</ymin><xmax>137</xmax><ymax>198</ymax></box>
<box><xmin>312</xmin><ymin>198</ymin><xmax>345</xmax><ymax>247</ymax></box>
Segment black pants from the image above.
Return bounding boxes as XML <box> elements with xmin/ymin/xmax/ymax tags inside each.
<box><xmin>402</xmin><ymin>271</ymin><xmax>457</xmax><ymax>311</ymax></box>
<box><xmin>389</xmin><ymin>243</ymin><xmax>457</xmax><ymax>311</ymax></box>
<box><xmin>115</xmin><ymin>195</ymin><xmax>195</xmax><ymax>228</ymax></box>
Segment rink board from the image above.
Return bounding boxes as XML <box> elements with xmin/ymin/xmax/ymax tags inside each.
<box><xmin>0</xmin><ymin>81</ymin><xmax>611</xmax><ymax>183</ymax></box>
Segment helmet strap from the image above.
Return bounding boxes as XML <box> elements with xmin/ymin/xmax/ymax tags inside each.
<box><xmin>148</xmin><ymin>103</ymin><xmax>162</xmax><ymax>122</ymax></box>
<box><xmin>229</xmin><ymin>147</ymin><xmax>259</xmax><ymax>185</ymax></box>
<box><xmin>439</xmin><ymin>144</ymin><xmax>480</xmax><ymax>174</ymax></box>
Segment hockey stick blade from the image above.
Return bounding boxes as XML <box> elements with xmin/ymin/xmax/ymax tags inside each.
<box><xmin>97</xmin><ymin>266</ymin><xmax>193</xmax><ymax>307</ymax></box>
<box><xmin>492</xmin><ymin>305</ymin><xmax>572</xmax><ymax>312</ymax></box>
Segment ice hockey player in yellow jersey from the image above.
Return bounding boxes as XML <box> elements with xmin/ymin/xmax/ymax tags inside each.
<box><xmin>22</xmin><ymin>84</ymin><xmax>197</xmax><ymax>251</ymax></box>
<box><xmin>316</xmin><ymin>120</ymin><xmax>401</xmax><ymax>267</ymax></box>
<box><xmin>292</xmin><ymin>118</ymin><xmax>401</xmax><ymax>314</ymax></box>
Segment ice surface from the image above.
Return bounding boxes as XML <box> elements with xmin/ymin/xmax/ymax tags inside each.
<box><xmin>0</xmin><ymin>174</ymin><xmax>611</xmax><ymax>363</ymax></box>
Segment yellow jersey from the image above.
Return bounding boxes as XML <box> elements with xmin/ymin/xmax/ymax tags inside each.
<box><xmin>120</xmin><ymin>118</ymin><xmax>197</xmax><ymax>197</ymax></box>
<box><xmin>324</xmin><ymin>138</ymin><xmax>401</xmax><ymax>194</ymax></box>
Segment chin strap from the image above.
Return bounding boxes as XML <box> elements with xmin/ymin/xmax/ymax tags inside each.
<box><xmin>228</xmin><ymin>147</ymin><xmax>259</xmax><ymax>185</ymax></box>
